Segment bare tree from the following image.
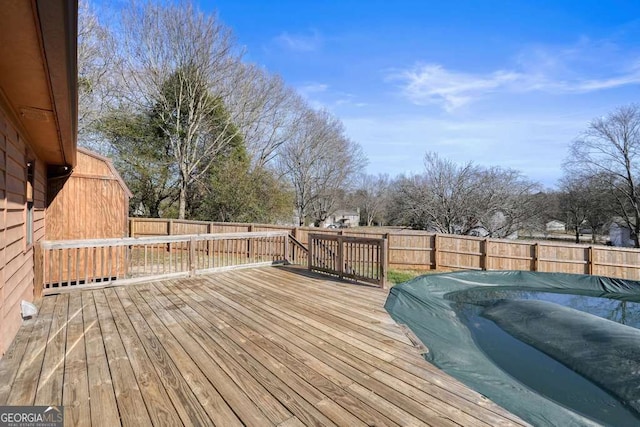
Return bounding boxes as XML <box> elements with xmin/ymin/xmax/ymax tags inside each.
<box><xmin>420</xmin><ymin>153</ymin><xmax>482</xmax><ymax>233</ymax></box>
<box><xmin>559</xmin><ymin>172</ymin><xmax>615</xmax><ymax>243</ymax></box>
<box><xmin>474</xmin><ymin>167</ymin><xmax>541</xmax><ymax>238</ymax></box>
<box><xmin>354</xmin><ymin>174</ymin><xmax>390</xmax><ymax>226</ymax></box>
<box><xmin>228</xmin><ymin>64</ymin><xmax>303</xmax><ymax>168</ymax></box>
<box><xmin>388</xmin><ymin>155</ymin><xmax>480</xmax><ymax>232</ymax></box>
<box><xmin>567</xmin><ymin>105</ymin><xmax>640</xmax><ymax>247</ymax></box>
<box><xmin>389</xmin><ymin>153</ymin><xmax>540</xmax><ymax>235</ymax></box>
<box><xmin>278</xmin><ymin>107</ymin><xmax>367</xmax><ymax>226</ymax></box>
<box><xmin>77</xmin><ymin>0</ymin><xmax>117</xmax><ymax>144</ymax></box>
<box><xmin>115</xmin><ymin>1</ymin><xmax>246</xmax><ymax>219</ymax></box>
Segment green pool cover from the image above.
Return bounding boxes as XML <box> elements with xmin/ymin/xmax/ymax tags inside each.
<box><xmin>384</xmin><ymin>270</ymin><xmax>640</xmax><ymax>427</ymax></box>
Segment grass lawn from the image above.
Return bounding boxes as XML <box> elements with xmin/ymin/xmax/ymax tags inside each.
<box><xmin>387</xmin><ymin>268</ymin><xmax>450</xmax><ymax>285</ymax></box>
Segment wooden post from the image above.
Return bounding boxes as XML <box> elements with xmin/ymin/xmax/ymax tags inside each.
<box><xmin>337</xmin><ymin>235</ymin><xmax>344</xmax><ymax>279</ymax></box>
<box><xmin>482</xmin><ymin>238</ymin><xmax>489</xmax><ymax>271</ymax></box>
<box><xmin>533</xmin><ymin>243</ymin><xmax>539</xmax><ymax>272</ymax></box>
<box><xmin>587</xmin><ymin>246</ymin><xmax>594</xmax><ymax>275</ymax></box>
<box><xmin>292</xmin><ymin>227</ymin><xmax>298</xmax><ymax>264</ymax></box>
<box><xmin>124</xmin><ymin>245</ymin><xmax>130</xmax><ymax>279</ymax></box>
<box><xmin>433</xmin><ymin>234</ymin><xmax>439</xmax><ymax>270</ymax></box>
<box><xmin>166</xmin><ymin>219</ymin><xmax>173</xmax><ymax>252</ymax></box>
<box><xmin>207</xmin><ymin>223</ymin><xmax>213</xmax><ymax>255</ymax></box>
<box><xmin>248</xmin><ymin>224</ymin><xmax>255</xmax><ymax>260</ymax></box>
<box><xmin>189</xmin><ymin>236</ymin><xmax>196</xmax><ymax>277</ymax></box>
<box><xmin>129</xmin><ymin>218</ymin><xmax>135</xmax><ymax>237</ymax></box>
<box><xmin>284</xmin><ymin>234</ymin><xmax>290</xmax><ymax>264</ymax></box>
<box><xmin>307</xmin><ymin>235</ymin><xmax>313</xmax><ymax>271</ymax></box>
<box><xmin>380</xmin><ymin>236</ymin><xmax>388</xmax><ymax>289</ymax></box>
<box><xmin>33</xmin><ymin>242</ymin><xmax>43</xmax><ymax>298</ymax></box>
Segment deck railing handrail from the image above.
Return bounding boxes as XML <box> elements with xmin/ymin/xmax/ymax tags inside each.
<box><xmin>36</xmin><ymin>231</ymin><xmax>290</xmax><ymax>296</ymax></box>
<box><xmin>41</xmin><ymin>231</ymin><xmax>288</xmax><ymax>249</ymax></box>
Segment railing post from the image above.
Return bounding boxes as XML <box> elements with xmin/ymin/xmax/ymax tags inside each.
<box><xmin>129</xmin><ymin>217</ymin><xmax>135</xmax><ymax>237</ymax></box>
<box><xmin>124</xmin><ymin>245</ymin><xmax>130</xmax><ymax>278</ymax></box>
<box><xmin>189</xmin><ymin>236</ymin><xmax>196</xmax><ymax>277</ymax></box>
<box><xmin>33</xmin><ymin>242</ymin><xmax>44</xmax><ymax>298</ymax></box>
<box><xmin>380</xmin><ymin>236</ymin><xmax>388</xmax><ymax>289</ymax></box>
<box><xmin>292</xmin><ymin>227</ymin><xmax>298</xmax><ymax>263</ymax></box>
<box><xmin>248</xmin><ymin>225</ymin><xmax>255</xmax><ymax>260</ymax></box>
<box><xmin>588</xmin><ymin>246</ymin><xmax>593</xmax><ymax>275</ymax></box>
<box><xmin>284</xmin><ymin>234</ymin><xmax>290</xmax><ymax>264</ymax></box>
<box><xmin>337</xmin><ymin>235</ymin><xmax>344</xmax><ymax>279</ymax></box>
<box><xmin>166</xmin><ymin>219</ymin><xmax>173</xmax><ymax>252</ymax></box>
<box><xmin>533</xmin><ymin>243</ymin><xmax>539</xmax><ymax>271</ymax></box>
<box><xmin>308</xmin><ymin>235</ymin><xmax>313</xmax><ymax>271</ymax></box>
<box><xmin>207</xmin><ymin>223</ymin><xmax>213</xmax><ymax>255</ymax></box>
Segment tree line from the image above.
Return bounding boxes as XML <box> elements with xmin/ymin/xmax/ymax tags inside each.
<box><xmin>79</xmin><ymin>0</ymin><xmax>365</xmax><ymax>224</ymax></box>
<box><xmin>355</xmin><ymin>105</ymin><xmax>640</xmax><ymax>247</ymax></box>
<box><xmin>79</xmin><ymin>2</ymin><xmax>640</xmax><ymax>246</ymax></box>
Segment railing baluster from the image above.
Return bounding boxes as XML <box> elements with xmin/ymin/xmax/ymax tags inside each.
<box><xmin>38</xmin><ymin>231</ymin><xmax>289</xmax><ymax>294</ymax></box>
<box><xmin>58</xmin><ymin>248</ymin><xmax>63</xmax><ymax>287</ymax></box>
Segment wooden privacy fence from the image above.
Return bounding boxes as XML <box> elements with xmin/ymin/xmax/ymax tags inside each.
<box><xmin>433</xmin><ymin>234</ymin><xmax>640</xmax><ymax>279</ymax></box>
<box><xmin>35</xmin><ymin>231</ymin><xmax>290</xmax><ymax>295</ymax></box>
<box><xmin>308</xmin><ymin>234</ymin><xmax>388</xmax><ymax>288</ymax></box>
<box><xmin>128</xmin><ymin>218</ymin><xmax>640</xmax><ymax>281</ymax></box>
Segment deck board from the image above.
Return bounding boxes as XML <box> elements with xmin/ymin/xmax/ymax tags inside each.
<box><xmin>0</xmin><ymin>265</ymin><xmax>529</xmax><ymax>426</ymax></box>
<box><xmin>62</xmin><ymin>292</ymin><xmax>91</xmax><ymax>427</ymax></box>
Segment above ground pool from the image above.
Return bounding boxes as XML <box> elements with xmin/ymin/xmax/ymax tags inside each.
<box><xmin>384</xmin><ymin>271</ymin><xmax>640</xmax><ymax>427</ymax></box>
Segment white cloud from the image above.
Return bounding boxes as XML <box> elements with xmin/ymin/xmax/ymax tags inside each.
<box><xmin>297</xmin><ymin>82</ymin><xmax>329</xmax><ymax>95</ymax></box>
<box><xmin>295</xmin><ymin>85</ymin><xmax>369</xmax><ymax>110</ymax></box>
<box><xmin>391</xmin><ymin>41</ymin><xmax>640</xmax><ymax>111</ymax></box>
<box><xmin>274</xmin><ymin>31</ymin><xmax>322</xmax><ymax>52</ymax></box>
<box><xmin>394</xmin><ymin>65</ymin><xmax>523</xmax><ymax>111</ymax></box>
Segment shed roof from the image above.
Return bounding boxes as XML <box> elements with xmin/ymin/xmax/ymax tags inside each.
<box><xmin>76</xmin><ymin>147</ymin><xmax>132</xmax><ymax>198</ymax></box>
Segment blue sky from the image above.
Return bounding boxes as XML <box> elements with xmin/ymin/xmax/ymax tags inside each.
<box><xmin>97</xmin><ymin>1</ymin><xmax>640</xmax><ymax>188</ymax></box>
<box><xmin>197</xmin><ymin>0</ymin><xmax>640</xmax><ymax>188</ymax></box>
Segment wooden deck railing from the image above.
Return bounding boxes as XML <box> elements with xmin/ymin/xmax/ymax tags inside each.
<box><xmin>308</xmin><ymin>233</ymin><xmax>388</xmax><ymax>288</ymax></box>
<box><xmin>128</xmin><ymin>218</ymin><xmax>640</xmax><ymax>281</ymax></box>
<box><xmin>35</xmin><ymin>231</ymin><xmax>290</xmax><ymax>295</ymax></box>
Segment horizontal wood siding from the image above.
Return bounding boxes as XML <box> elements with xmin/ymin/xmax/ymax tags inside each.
<box><xmin>0</xmin><ymin>104</ymin><xmax>44</xmax><ymax>356</ymax></box>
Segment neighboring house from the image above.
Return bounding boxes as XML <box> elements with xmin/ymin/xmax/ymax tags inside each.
<box><xmin>468</xmin><ymin>212</ymin><xmax>519</xmax><ymax>239</ymax></box>
<box><xmin>0</xmin><ymin>1</ymin><xmax>77</xmax><ymax>355</ymax></box>
<box><xmin>468</xmin><ymin>225</ymin><xmax>519</xmax><ymax>240</ymax></box>
<box><xmin>546</xmin><ymin>220</ymin><xmax>566</xmax><ymax>233</ymax></box>
<box><xmin>609</xmin><ymin>220</ymin><xmax>636</xmax><ymax>248</ymax></box>
<box><xmin>325</xmin><ymin>209</ymin><xmax>360</xmax><ymax>228</ymax></box>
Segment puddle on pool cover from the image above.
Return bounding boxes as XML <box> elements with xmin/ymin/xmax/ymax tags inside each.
<box><xmin>449</xmin><ymin>289</ymin><xmax>640</xmax><ymax>426</ymax></box>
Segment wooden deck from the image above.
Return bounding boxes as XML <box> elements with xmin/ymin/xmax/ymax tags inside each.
<box><xmin>0</xmin><ymin>266</ymin><xmax>527</xmax><ymax>426</ymax></box>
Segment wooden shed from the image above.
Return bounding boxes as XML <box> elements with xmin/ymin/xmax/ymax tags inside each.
<box><xmin>46</xmin><ymin>147</ymin><xmax>131</xmax><ymax>240</ymax></box>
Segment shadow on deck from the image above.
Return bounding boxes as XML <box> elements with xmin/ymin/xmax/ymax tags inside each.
<box><xmin>0</xmin><ymin>266</ymin><xmax>527</xmax><ymax>426</ymax></box>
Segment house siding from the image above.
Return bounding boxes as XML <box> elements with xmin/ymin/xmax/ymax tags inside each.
<box><xmin>0</xmin><ymin>105</ymin><xmax>46</xmax><ymax>355</ymax></box>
